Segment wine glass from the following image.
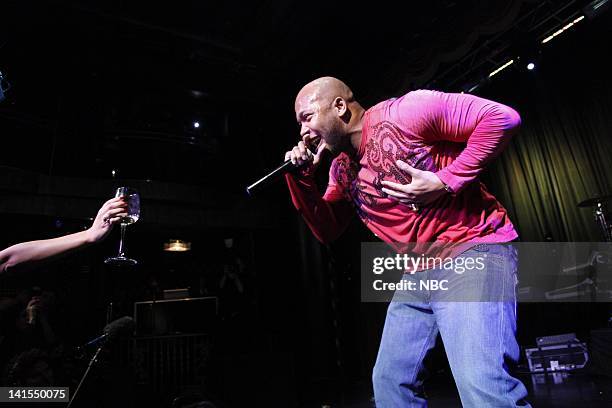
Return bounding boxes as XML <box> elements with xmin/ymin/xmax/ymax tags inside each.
<box><xmin>105</xmin><ymin>187</ymin><xmax>140</xmax><ymax>266</ymax></box>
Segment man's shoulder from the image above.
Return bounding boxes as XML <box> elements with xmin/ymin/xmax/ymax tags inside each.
<box><xmin>396</xmin><ymin>89</ymin><xmax>444</xmax><ymax>103</ymax></box>
<box><xmin>366</xmin><ymin>89</ymin><xmax>445</xmax><ymax>116</ymax></box>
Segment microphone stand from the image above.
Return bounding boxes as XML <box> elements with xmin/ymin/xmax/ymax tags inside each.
<box><xmin>67</xmin><ymin>342</ymin><xmax>105</xmax><ymax>408</ymax></box>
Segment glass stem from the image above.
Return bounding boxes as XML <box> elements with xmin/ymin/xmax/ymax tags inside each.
<box><xmin>118</xmin><ymin>224</ymin><xmax>127</xmax><ymax>257</ymax></box>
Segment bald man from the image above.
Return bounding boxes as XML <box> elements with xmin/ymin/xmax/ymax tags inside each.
<box><xmin>284</xmin><ymin>77</ymin><xmax>530</xmax><ymax>407</ymax></box>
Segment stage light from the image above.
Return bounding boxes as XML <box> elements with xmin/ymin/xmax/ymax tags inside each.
<box><xmin>467</xmin><ymin>83</ymin><xmax>479</xmax><ymax>93</ymax></box>
<box><xmin>463</xmin><ymin>82</ymin><xmax>481</xmax><ymax>93</ymax></box>
<box><xmin>164</xmin><ymin>239</ymin><xmax>191</xmax><ymax>252</ymax></box>
<box><xmin>542</xmin><ymin>16</ymin><xmax>585</xmax><ymax>44</ymax></box>
<box><xmin>584</xmin><ymin>0</ymin><xmax>610</xmax><ymax>19</ymax></box>
<box><xmin>193</xmin><ymin>121</ymin><xmax>200</xmax><ymax>128</ymax></box>
<box><xmin>527</xmin><ymin>62</ymin><xmax>535</xmax><ymax>70</ymax></box>
<box><xmin>488</xmin><ymin>59</ymin><xmax>514</xmax><ymax>78</ymax></box>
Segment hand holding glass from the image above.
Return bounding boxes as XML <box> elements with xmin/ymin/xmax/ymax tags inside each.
<box><xmin>105</xmin><ymin>187</ymin><xmax>140</xmax><ymax>266</ymax></box>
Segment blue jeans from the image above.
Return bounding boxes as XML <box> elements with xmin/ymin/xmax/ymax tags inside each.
<box><xmin>372</xmin><ymin>244</ymin><xmax>531</xmax><ymax>407</ymax></box>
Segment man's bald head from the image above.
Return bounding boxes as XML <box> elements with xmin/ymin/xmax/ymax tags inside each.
<box><xmin>294</xmin><ymin>76</ymin><xmax>363</xmax><ymax>157</ymax></box>
<box><xmin>295</xmin><ymin>76</ymin><xmax>354</xmax><ymax>108</ymax></box>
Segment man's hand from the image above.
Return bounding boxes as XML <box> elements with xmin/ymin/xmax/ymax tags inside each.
<box><xmin>85</xmin><ymin>197</ymin><xmax>128</xmax><ymax>243</ymax></box>
<box><xmin>284</xmin><ymin>135</ymin><xmax>328</xmax><ymax>171</ymax></box>
<box><xmin>380</xmin><ymin>160</ymin><xmax>447</xmax><ymax>207</ymax></box>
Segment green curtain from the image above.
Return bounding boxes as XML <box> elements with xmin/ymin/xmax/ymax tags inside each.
<box><xmin>482</xmin><ymin>45</ymin><xmax>612</xmax><ymax>241</ymax></box>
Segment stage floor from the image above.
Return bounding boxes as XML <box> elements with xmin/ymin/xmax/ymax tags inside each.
<box><xmin>312</xmin><ymin>370</ymin><xmax>612</xmax><ymax>408</ymax></box>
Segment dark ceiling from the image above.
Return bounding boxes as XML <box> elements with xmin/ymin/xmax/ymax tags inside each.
<box><xmin>0</xmin><ymin>0</ymin><xmax>596</xmax><ymax>193</ymax></box>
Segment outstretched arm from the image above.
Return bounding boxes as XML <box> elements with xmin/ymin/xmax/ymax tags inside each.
<box><xmin>0</xmin><ymin>197</ymin><xmax>127</xmax><ymax>275</ymax></box>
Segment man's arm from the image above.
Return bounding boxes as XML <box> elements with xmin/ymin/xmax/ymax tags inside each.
<box><xmin>0</xmin><ymin>197</ymin><xmax>127</xmax><ymax>275</ymax></box>
<box><xmin>405</xmin><ymin>90</ymin><xmax>521</xmax><ymax>192</ymax></box>
<box><xmin>285</xmin><ymin>171</ymin><xmax>354</xmax><ymax>244</ymax></box>
<box><xmin>381</xmin><ymin>90</ymin><xmax>520</xmax><ymax>204</ymax></box>
<box><xmin>283</xmin><ymin>138</ymin><xmax>354</xmax><ymax>244</ymax></box>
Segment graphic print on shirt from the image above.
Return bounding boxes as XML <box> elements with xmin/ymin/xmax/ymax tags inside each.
<box><xmin>330</xmin><ymin>154</ymin><xmax>376</xmax><ymax>224</ymax></box>
<box><xmin>363</xmin><ymin>120</ymin><xmax>438</xmax><ymax>202</ymax></box>
<box><xmin>329</xmin><ymin>155</ymin><xmax>377</xmax><ymax>226</ymax></box>
<box><xmin>329</xmin><ymin>120</ymin><xmax>440</xmax><ymax>225</ymax></box>
<box><xmin>329</xmin><ymin>153</ymin><xmax>360</xmax><ymax>202</ymax></box>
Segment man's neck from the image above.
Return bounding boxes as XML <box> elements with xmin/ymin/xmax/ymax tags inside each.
<box><xmin>346</xmin><ymin>104</ymin><xmax>365</xmax><ymax>158</ymax></box>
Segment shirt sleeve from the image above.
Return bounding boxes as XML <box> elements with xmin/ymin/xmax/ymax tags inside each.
<box><xmin>395</xmin><ymin>90</ymin><xmax>521</xmax><ymax>193</ymax></box>
<box><xmin>285</xmin><ymin>160</ymin><xmax>354</xmax><ymax>244</ymax></box>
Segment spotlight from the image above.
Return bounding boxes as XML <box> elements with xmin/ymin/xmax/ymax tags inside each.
<box><xmin>541</xmin><ymin>15</ymin><xmax>585</xmax><ymax>44</ymax></box>
<box><xmin>164</xmin><ymin>239</ymin><xmax>191</xmax><ymax>252</ymax></box>
<box><xmin>463</xmin><ymin>80</ymin><xmax>482</xmax><ymax>93</ymax></box>
<box><xmin>193</xmin><ymin>121</ymin><xmax>200</xmax><ymax>129</ymax></box>
<box><xmin>488</xmin><ymin>59</ymin><xmax>514</xmax><ymax>78</ymax></box>
<box><xmin>527</xmin><ymin>62</ymin><xmax>535</xmax><ymax>70</ymax></box>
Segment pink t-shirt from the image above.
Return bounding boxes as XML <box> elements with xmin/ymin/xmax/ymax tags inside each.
<box><xmin>286</xmin><ymin>90</ymin><xmax>520</xmax><ymax>252</ymax></box>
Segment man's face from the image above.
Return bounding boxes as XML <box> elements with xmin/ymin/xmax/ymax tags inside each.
<box><xmin>295</xmin><ymin>91</ymin><xmax>345</xmax><ymax>154</ymax></box>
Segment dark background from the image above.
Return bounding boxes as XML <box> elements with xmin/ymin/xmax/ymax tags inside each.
<box><xmin>1</xmin><ymin>0</ymin><xmax>612</xmax><ymax>406</ymax></box>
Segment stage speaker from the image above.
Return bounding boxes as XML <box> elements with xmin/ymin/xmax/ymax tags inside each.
<box><xmin>525</xmin><ymin>342</ymin><xmax>589</xmax><ymax>372</ymax></box>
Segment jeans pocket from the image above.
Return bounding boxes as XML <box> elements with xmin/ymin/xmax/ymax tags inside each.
<box><xmin>471</xmin><ymin>244</ymin><xmax>490</xmax><ymax>253</ymax></box>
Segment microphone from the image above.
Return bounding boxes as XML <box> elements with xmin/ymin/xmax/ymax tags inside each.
<box><xmin>69</xmin><ymin>316</ymin><xmax>135</xmax><ymax>408</ymax></box>
<box><xmin>246</xmin><ymin>144</ymin><xmax>319</xmax><ymax>196</ymax></box>
<box><xmin>83</xmin><ymin>316</ymin><xmax>135</xmax><ymax>348</ymax></box>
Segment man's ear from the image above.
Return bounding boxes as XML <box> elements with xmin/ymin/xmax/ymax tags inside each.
<box><xmin>333</xmin><ymin>97</ymin><xmax>348</xmax><ymax>117</ymax></box>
